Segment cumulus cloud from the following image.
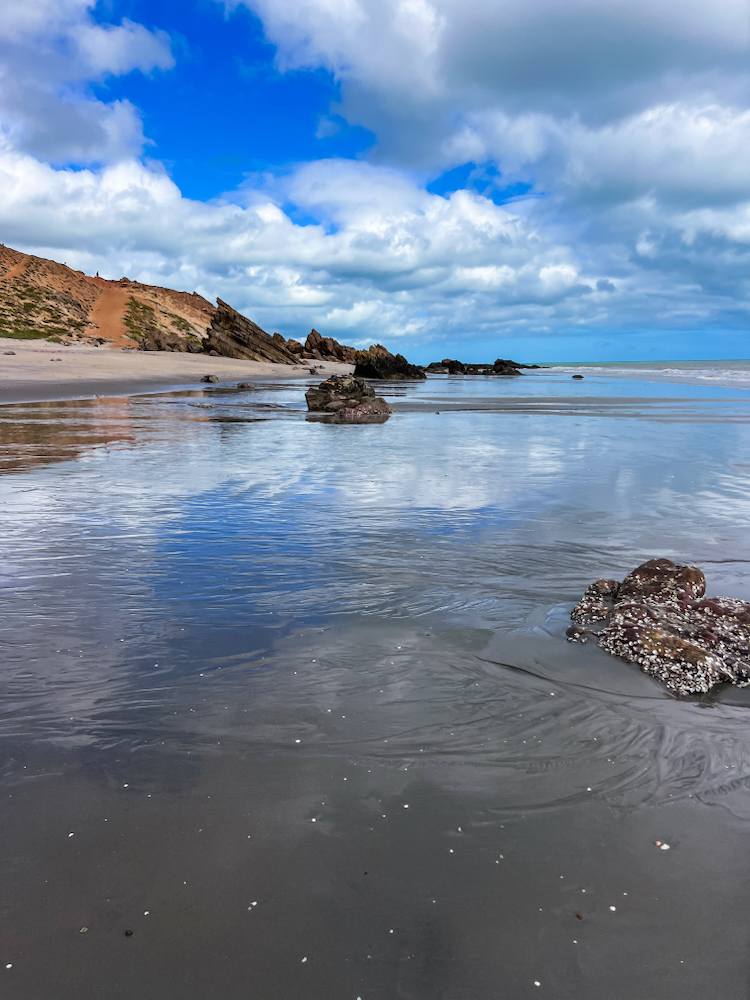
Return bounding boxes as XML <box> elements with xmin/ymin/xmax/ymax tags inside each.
<box><xmin>0</xmin><ymin>0</ymin><xmax>173</xmax><ymax>164</ymax></box>
<box><xmin>0</xmin><ymin>0</ymin><xmax>749</xmax><ymax>353</ymax></box>
<box><xmin>0</xmin><ymin>147</ymin><xmax>608</xmax><ymax>344</ymax></box>
<box><xmin>219</xmin><ymin>0</ymin><xmax>750</xmax><ymax>341</ymax></box>
<box><xmin>233</xmin><ymin>0</ymin><xmax>750</xmax><ymax>143</ymax></box>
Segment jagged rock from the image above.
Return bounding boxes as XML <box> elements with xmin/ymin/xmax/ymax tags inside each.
<box><xmin>305</xmin><ymin>374</ymin><xmax>392</xmax><ymax>424</ymax></box>
<box><xmin>304</xmin><ymin>329</ymin><xmax>359</xmax><ymax>364</ymax></box>
<box><xmin>492</xmin><ymin>358</ymin><xmax>524</xmax><ymax>376</ymax></box>
<box><xmin>353</xmin><ymin>344</ymin><xmax>425</xmax><ymax>380</ymax></box>
<box><xmin>568</xmin><ymin>558</ymin><xmax>750</xmax><ymax>696</ymax></box>
<box><xmin>425</xmin><ymin>358</ymin><xmax>466</xmax><ymax>374</ymax></box>
<box><xmin>204</xmin><ymin>300</ymin><xmax>301</xmax><ymax>364</ymax></box>
<box><xmin>136</xmin><ymin>328</ymin><xmax>204</xmax><ymax>353</ymax></box>
<box><xmin>286</xmin><ymin>339</ymin><xmax>305</xmax><ymax>357</ymax></box>
<box><xmin>425</xmin><ymin>358</ymin><xmax>540</xmax><ymax>376</ymax></box>
<box><xmin>201</xmin><ymin>374</ymin><xmax>220</xmax><ymax>384</ymax></box>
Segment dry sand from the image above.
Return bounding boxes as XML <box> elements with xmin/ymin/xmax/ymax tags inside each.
<box><xmin>0</xmin><ymin>337</ymin><xmax>351</xmax><ymax>404</ymax></box>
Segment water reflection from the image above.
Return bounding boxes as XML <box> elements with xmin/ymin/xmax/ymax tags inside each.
<box><xmin>1</xmin><ymin>370</ymin><xmax>750</xmax><ymax>998</ymax></box>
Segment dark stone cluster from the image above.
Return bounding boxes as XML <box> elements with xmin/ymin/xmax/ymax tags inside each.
<box><xmin>567</xmin><ymin>558</ymin><xmax>750</xmax><ymax>696</ymax></box>
<box><xmin>305</xmin><ymin>374</ymin><xmax>392</xmax><ymax>424</ymax></box>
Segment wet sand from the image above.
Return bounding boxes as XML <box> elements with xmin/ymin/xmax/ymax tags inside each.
<box><xmin>0</xmin><ymin>337</ymin><xmax>351</xmax><ymax>404</ymax></box>
<box><xmin>1</xmin><ymin>367</ymin><xmax>750</xmax><ymax>998</ymax></box>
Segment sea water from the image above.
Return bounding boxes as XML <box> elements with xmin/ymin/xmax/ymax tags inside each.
<box><xmin>1</xmin><ymin>364</ymin><xmax>749</xmax><ymax>998</ymax></box>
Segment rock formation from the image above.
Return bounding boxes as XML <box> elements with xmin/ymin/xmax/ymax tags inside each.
<box><xmin>0</xmin><ymin>243</ymin><xmax>421</xmax><ymax>374</ymax></box>
<box><xmin>304</xmin><ymin>329</ymin><xmax>359</xmax><ymax>364</ymax></box>
<box><xmin>425</xmin><ymin>357</ymin><xmax>541</xmax><ymax>375</ymax></box>
<box><xmin>353</xmin><ymin>344</ymin><xmax>426</xmax><ymax>380</ymax></box>
<box><xmin>567</xmin><ymin>558</ymin><xmax>750</xmax><ymax>696</ymax></box>
<box><xmin>305</xmin><ymin>374</ymin><xmax>392</xmax><ymax>424</ymax></box>
<box><xmin>203</xmin><ymin>300</ymin><xmax>302</xmax><ymax>364</ymax></box>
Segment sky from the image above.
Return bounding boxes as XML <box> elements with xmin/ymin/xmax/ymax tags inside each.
<box><xmin>0</xmin><ymin>0</ymin><xmax>749</xmax><ymax>362</ymax></box>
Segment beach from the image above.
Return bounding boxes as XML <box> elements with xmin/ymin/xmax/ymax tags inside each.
<box><xmin>1</xmin><ymin>363</ymin><xmax>750</xmax><ymax>998</ymax></box>
<box><xmin>0</xmin><ymin>337</ymin><xmax>351</xmax><ymax>404</ymax></box>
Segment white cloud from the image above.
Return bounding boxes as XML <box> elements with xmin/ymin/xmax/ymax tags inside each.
<box><xmin>76</xmin><ymin>19</ymin><xmax>174</xmax><ymax>77</ymax></box>
<box><xmin>0</xmin><ymin>0</ymin><xmax>173</xmax><ymax>164</ymax></box>
<box><xmin>210</xmin><ymin>0</ymin><xmax>750</xmax><ymax>345</ymax></box>
<box><xmin>0</xmin><ymin>148</ymin><xmax>607</xmax><ymax>345</ymax></box>
<box><xmin>1</xmin><ymin>0</ymin><xmax>749</xmax><ymax>353</ymax></box>
<box><xmin>235</xmin><ymin>0</ymin><xmax>750</xmax><ymax>142</ymax></box>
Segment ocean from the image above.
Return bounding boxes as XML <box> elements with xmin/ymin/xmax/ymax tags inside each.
<box><xmin>1</xmin><ymin>362</ymin><xmax>749</xmax><ymax>998</ymax></box>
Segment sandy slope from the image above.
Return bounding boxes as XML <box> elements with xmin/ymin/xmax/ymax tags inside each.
<box><xmin>0</xmin><ymin>338</ymin><xmax>351</xmax><ymax>404</ymax></box>
<box><xmin>89</xmin><ymin>283</ymin><xmax>132</xmax><ymax>347</ymax></box>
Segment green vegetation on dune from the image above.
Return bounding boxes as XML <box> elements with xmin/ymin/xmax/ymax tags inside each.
<box><xmin>0</xmin><ymin>278</ymin><xmax>87</xmax><ymax>342</ymax></box>
<box><xmin>123</xmin><ymin>296</ymin><xmax>202</xmax><ymax>351</ymax></box>
<box><xmin>123</xmin><ymin>297</ymin><xmax>158</xmax><ymax>342</ymax></box>
<box><xmin>0</xmin><ymin>325</ymin><xmax>54</xmax><ymax>340</ymax></box>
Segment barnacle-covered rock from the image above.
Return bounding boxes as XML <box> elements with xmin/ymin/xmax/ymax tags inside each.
<box><xmin>567</xmin><ymin>559</ymin><xmax>750</xmax><ymax>696</ymax></box>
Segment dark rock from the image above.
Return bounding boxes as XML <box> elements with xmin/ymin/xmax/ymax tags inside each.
<box><xmin>572</xmin><ymin>374</ymin><xmax>585</xmax><ymax>379</ymax></box>
<box><xmin>201</xmin><ymin>374</ymin><xmax>220</xmax><ymax>384</ymax></box>
<box><xmin>425</xmin><ymin>358</ymin><xmax>539</xmax><ymax>376</ymax></box>
<box><xmin>305</xmin><ymin>329</ymin><xmax>359</xmax><ymax>364</ymax></box>
<box><xmin>566</xmin><ymin>624</ymin><xmax>590</xmax><ymax>643</ymax></box>
<box><xmin>136</xmin><ymin>327</ymin><xmax>204</xmax><ymax>353</ymax></box>
<box><xmin>3</xmin><ymin>350</ymin><xmax>16</xmax><ymax>355</ymax></box>
<box><xmin>353</xmin><ymin>344</ymin><xmax>425</xmax><ymax>381</ymax></box>
<box><xmin>236</xmin><ymin>382</ymin><xmax>255</xmax><ymax>390</ymax></box>
<box><xmin>492</xmin><ymin>358</ymin><xmax>524</xmax><ymax>376</ymax></box>
<box><xmin>568</xmin><ymin>558</ymin><xmax>749</xmax><ymax>695</ymax></box>
<box><xmin>305</xmin><ymin>374</ymin><xmax>392</xmax><ymax>424</ymax></box>
<box><xmin>427</xmin><ymin>358</ymin><xmax>466</xmax><ymax>374</ymax></box>
<box><xmin>204</xmin><ymin>300</ymin><xmax>300</xmax><ymax>364</ymax></box>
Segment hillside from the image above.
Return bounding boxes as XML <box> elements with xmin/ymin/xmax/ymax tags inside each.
<box><xmin>0</xmin><ymin>244</ymin><xmax>216</xmax><ymax>351</ymax></box>
<box><xmin>0</xmin><ymin>243</ymin><xmax>420</xmax><ymax>373</ymax></box>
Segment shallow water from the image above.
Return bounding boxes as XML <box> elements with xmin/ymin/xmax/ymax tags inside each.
<box><xmin>1</xmin><ymin>365</ymin><xmax>750</xmax><ymax>998</ymax></box>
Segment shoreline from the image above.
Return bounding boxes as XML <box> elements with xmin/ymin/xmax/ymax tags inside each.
<box><xmin>0</xmin><ymin>337</ymin><xmax>352</xmax><ymax>405</ymax></box>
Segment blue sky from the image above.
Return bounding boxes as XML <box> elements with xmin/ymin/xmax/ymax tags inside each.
<box><xmin>96</xmin><ymin>0</ymin><xmax>374</xmax><ymax>200</ymax></box>
<box><xmin>0</xmin><ymin>0</ymin><xmax>748</xmax><ymax>362</ymax></box>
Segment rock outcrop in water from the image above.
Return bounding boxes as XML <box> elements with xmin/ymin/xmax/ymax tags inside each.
<box><xmin>425</xmin><ymin>358</ymin><xmax>541</xmax><ymax>376</ymax></box>
<box><xmin>567</xmin><ymin>558</ymin><xmax>750</xmax><ymax>696</ymax></box>
<box><xmin>305</xmin><ymin>374</ymin><xmax>392</xmax><ymax>424</ymax></box>
<box><xmin>353</xmin><ymin>344</ymin><xmax>426</xmax><ymax>380</ymax></box>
